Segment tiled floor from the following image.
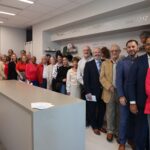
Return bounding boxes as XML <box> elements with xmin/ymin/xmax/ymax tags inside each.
<box><xmin>86</xmin><ymin>127</ymin><xmax>132</xmax><ymax>150</ymax></box>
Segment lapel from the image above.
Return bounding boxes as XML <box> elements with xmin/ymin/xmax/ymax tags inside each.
<box><xmin>142</xmin><ymin>54</ymin><xmax>149</xmax><ymax>70</ymax></box>
<box><xmin>108</xmin><ymin>60</ymin><xmax>113</xmax><ymax>81</ymax></box>
<box><xmin>92</xmin><ymin>59</ymin><xmax>99</xmax><ymax>75</ymax></box>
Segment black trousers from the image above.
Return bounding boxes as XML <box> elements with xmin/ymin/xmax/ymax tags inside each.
<box><xmin>86</xmin><ymin>99</ymin><xmax>106</xmax><ymax>129</ymax></box>
<box><xmin>134</xmin><ymin>110</ymin><xmax>149</xmax><ymax>150</ymax></box>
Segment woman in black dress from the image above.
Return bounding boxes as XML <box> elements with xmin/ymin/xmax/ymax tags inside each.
<box><xmin>8</xmin><ymin>54</ymin><xmax>18</xmax><ymax>80</ymax></box>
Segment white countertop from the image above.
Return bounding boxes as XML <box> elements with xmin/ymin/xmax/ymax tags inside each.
<box><xmin>0</xmin><ymin>80</ymin><xmax>83</xmax><ymax>112</ymax></box>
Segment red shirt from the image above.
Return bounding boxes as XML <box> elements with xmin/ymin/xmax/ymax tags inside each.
<box><xmin>4</xmin><ymin>64</ymin><xmax>8</xmax><ymax>78</ymax></box>
<box><xmin>144</xmin><ymin>68</ymin><xmax>150</xmax><ymax>114</ymax></box>
<box><xmin>25</xmin><ymin>63</ymin><xmax>38</xmax><ymax>81</ymax></box>
<box><xmin>16</xmin><ymin>62</ymin><xmax>26</xmax><ymax>72</ymax></box>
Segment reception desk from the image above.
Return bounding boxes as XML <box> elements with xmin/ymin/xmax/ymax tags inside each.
<box><xmin>0</xmin><ymin>80</ymin><xmax>85</xmax><ymax>150</ymax></box>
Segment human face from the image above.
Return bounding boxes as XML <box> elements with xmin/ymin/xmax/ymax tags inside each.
<box><xmin>72</xmin><ymin>60</ymin><xmax>78</xmax><ymax>69</ymax></box>
<box><xmin>92</xmin><ymin>48</ymin><xmax>101</xmax><ymax>60</ymax></box>
<box><xmin>21</xmin><ymin>56</ymin><xmax>27</xmax><ymax>63</ymax></box>
<box><xmin>57</xmin><ymin>55</ymin><xmax>62</xmax><ymax>64</ymax></box>
<box><xmin>63</xmin><ymin>57</ymin><xmax>68</xmax><ymax>66</ymax></box>
<box><xmin>110</xmin><ymin>47</ymin><xmax>120</xmax><ymax>60</ymax></box>
<box><xmin>31</xmin><ymin>56</ymin><xmax>36</xmax><ymax>64</ymax></box>
<box><xmin>8</xmin><ymin>49</ymin><xmax>13</xmax><ymax>57</ymax></box>
<box><xmin>2</xmin><ymin>55</ymin><xmax>7</xmax><ymax>63</ymax></box>
<box><xmin>126</xmin><ymin>41</ymin><xmax>138</xmax><ymax>57</ymax></box>
<box><xmin>11</xmin><ymin>54</ymin><xmax>17</xmax><ymax>62</ymax></box>
<box><xmin>50</xmin><ymin>57</ymin><xmax>56</xmax><ymax>65</ymax></box>
<box><xmin>140</xmin><ymin>36</ymin><xmax>146</xmax><ymax>44</ymax></box>
<box><xmin>83</xmin><ymin>47</ymin><xmax>91</xmax><ymax>59</ymax></box>
<box><xmin>42</xmin><ymin>57</ymin><xmax>47</xmax><ymax>64</ymax></box>
<box><xmin>145</xmin><ymin>38</ymin><xmax>150</xmax><ymax>55</ymax></box>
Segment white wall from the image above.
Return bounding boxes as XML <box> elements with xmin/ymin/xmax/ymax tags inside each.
<box><xmin>0</xmin><ymin>26</ymin><xmax>26</xmax><ymax>56</ymax></box>
<box><xmin>58</xmin><ymin>30</ymin><xmax>148</xmax><ymax>57</ymax></box>
<box><xmin>32</xmin><ymin>0</ymin><xmax>150</xmax><ymax>60</ymax></box>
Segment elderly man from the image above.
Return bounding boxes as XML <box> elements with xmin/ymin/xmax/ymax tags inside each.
<box><xmin>77</xmin><ymin>46</ymin><xmax>93</xmax><ymax>126</ymax></box>
<box><xmin>100</xmin><ymin>44</ymin><xmax>121</xmax><ymax>142</ymax></box>
<box><xmin>83</xmin><ymin>48</ymin><xmax>105</xmax><ymax>135</ymax></box>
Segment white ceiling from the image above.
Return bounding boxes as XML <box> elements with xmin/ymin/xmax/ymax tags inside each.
<box><xmin>0</xmin><ymin>0</ymin><xmax>95</xmax><ymax>28</ymax></box>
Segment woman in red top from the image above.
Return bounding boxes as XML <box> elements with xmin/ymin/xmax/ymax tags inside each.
<box><xmin>16</xmin><ymin>55</ymin><xmax>27</xmax><ymax>81</ymax></box>
<box><xmin>2</xmin><ymin>55</ymin><xmax>9</xmax><ymax>79</ymax></box>
<box><xmin>25</xmin><ymin>56</ymin><xmax>38</xmax><ymax>86</ymax></box>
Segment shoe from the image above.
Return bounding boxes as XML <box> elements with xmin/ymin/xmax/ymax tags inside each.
<box><xmin>127</xmin><ymin>140</ymin><xmax>135</xmax><ymax>150</ymax></box>
<box><xmin>99</xmin><ymin>127</ymin><xmax>107</xmax><ymax>133</ymax></box>
<box><xmin>107</xmin><ymin>133</ymin><xmax>113</xmax><ymax>142</ymax></box>
<box><xmin>118</xmin><ymin>144</ymin><xmax>125</xmax><ymax>150</ymax></box>
<box><xmin>93</xmin><ymin>129</ymin><xmax>101</xmax><ymax>135</ymax></box>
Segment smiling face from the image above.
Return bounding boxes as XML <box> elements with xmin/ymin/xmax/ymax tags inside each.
<box><xmin>110</xmin><ymin>45</ymin><xmax>121</xmax><ymax>60</ymax></box>
<box><xmin>83</xmin><ymin>46</ymin><xmax>91</xmax><ymax>59</ymax></box>
<box><xmin>63</xmin><ymin>57</ymin><xmax>68</xmax><ymax>66</ymax></box>
<box><xmin>93</xmin><ymin>48</ymin><xmax>101</xmax><ymax>60</ymax></box>
<box><xmin>126</xmin><ymin>41</ymin><xmax>139</xmax><ymax>57</ymax></box>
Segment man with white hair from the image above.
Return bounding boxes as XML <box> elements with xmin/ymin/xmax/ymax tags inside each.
<box><xmin>83</xmin><ymin>47</ymin><xmax>105</xmax><ymax>135</ymax></box>
<box><xmin>100</xmin><ymin>44</ymin><xmax>121</xmax><ymax>142</ymax></box>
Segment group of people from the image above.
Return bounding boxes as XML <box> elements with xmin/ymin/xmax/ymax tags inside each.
<box><xmin>0</xmin><ymin>31</ymin><xmax>150</xmax><ymax>150</ymax></box>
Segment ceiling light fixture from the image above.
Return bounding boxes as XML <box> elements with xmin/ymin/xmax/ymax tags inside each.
<box><xmin>19</xmin><ymin>0</ymin><xmax>34</xmax><ymax>4</ymax></box>
<box><xmin>0</xmin><ymin>11</ymin><xmax>16</xmax><ymax>16</ymax></box>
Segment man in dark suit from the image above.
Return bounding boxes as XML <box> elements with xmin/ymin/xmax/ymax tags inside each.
<box><xmin>83</xmin><ymin>47</ymin><xmax>106</xmax><ymax>135</ymax></box>
<box><xmin>127</xmin><ymin>37</ymin><xmax>150</xmax><ymax>150</ymax></box>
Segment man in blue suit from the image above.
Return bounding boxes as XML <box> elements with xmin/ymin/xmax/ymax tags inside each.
<box><xmin>116</xmin><ymin>40</ymin><xmax>139</xmax><ymax>150</ymax></box>
<box><xmin>83</xmin><ymin>47</ymin><xmax>106</xmax><ymax>135</ymax></box>
<box><xmin>127</xmin><ymin>37</ymin><xmax>150</xmax><ymax>150</ymax></box>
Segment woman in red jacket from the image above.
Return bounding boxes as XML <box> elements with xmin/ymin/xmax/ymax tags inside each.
<box><xmin>25</xmin><ymin>56</ymin><xmax>38</xmax><ymax>86</ymax></box>
<box><xmin>16</xmin><ymin>55</ymin><xmax>27</xmax><ymax>81</ymax></box>
<box><xmin>144</xmin><ymin>67</ymin><xmax>150</xmax><ymax>147</ymax></box>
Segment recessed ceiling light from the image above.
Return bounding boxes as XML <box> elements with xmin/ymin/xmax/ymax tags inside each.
<box><xmin>19</xmin><ymin>0</ymin><xmax>34</xmax><ymax>4</ymax></box>
<box><xmin>0</xmin><ymin>11</ymin><xmax>16</xmax><ymax>16</ymax></box>
<box><xmin>0</xmin><ymin>21</ymin><xmax>4</xmax><ymax>24</ymax></box>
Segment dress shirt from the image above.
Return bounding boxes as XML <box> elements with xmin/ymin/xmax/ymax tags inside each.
<box><xmin>111</xmin><ymin>60</ymin><xmax>117</xmax><ymax>88</ymax></box>
<box><xmin>52</xmin><ymin>63</ymin><xmax>62</xmax><ymax>79</ymax></box>
<box><xmin>77</xmin><ymin>56</ymin><xmax>93</xmax><ymax>85</ymax></box>
<box><xmin>148</xmin><ymin>54</ymin><xmax>150</xmax><ymax>67</ymax></box>
<box><xmin>42</xmin><ymin>65</ymin><xmax>48</xmax><ymax>79</ymax></box>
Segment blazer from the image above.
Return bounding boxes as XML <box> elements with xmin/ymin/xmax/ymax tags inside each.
<box><xmin>83</xmin><ymin>59</ymin><xmax>102</xmax><ymax>100</ymax></box>
<box><xmin>127</xmin><ymin>54</ymin><xmax>148</xmax><ymax>110</ymax></box>
<box><xmin>144</xmin><ymin>68</ymin><xmax>150</xmax><ymax>114</ymax></box>
<box><xmin>100</xmin><ymin>59</ymin><xmax>113</xmax><ymax>103</ymax></box>
<box><xmin>116</xmin><ymin>56</ymin><xmax>136</xmax><ymax>99</ymax></box>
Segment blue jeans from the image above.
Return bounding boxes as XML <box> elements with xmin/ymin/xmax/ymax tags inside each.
<box><xmin>119</xmin><ymin>104</ymin><xmax>135</xmax><ymax>144</ymax></box>
<box><xmin>60</xmin><ymin>84</ymin><xmax>66</xmax><ymax>94</ymax></box>
<box><xmin>31</xmin><ymin>80</ymin><xmax>39</xmax><ymax>87</ymax></box>
<box><xmin>41</xmin><ymin>79</ymin><xmax>47</xmax><ymax>89</ymax></box>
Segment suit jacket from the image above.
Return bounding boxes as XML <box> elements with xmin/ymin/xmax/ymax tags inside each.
<box><xmin>144</xmin><ymin>68</ymin><xmax>150</xmax><ymax>114</ymax></box>
<box><xmin>127</xmin><ymin>54</ymin><xmax>148</xmax><ymax>110</ymax></box>
<box><xmin>83</xmin><ymin>59</ymin><xmax>102</xmax><ymax>100</ymax></box>
<box><xmin>116</xmin><ymin>56</ymin><xmax>136</xmax><ymax>99</ymax></box>
<box><xmin>100</xmin><ymin>59</ymin><xmax>113</xmax><ymax>103</ymax></box>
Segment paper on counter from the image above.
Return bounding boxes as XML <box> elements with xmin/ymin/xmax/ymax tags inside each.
<box><xmin>31</xmin><ymin>102</ymin><xmax>54</xmax><ymax>110</ymax></box>
<box><xmin>85</xmin><ymin>95</ymin><xmax>97</xmax><ymax>102</ymax></box>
